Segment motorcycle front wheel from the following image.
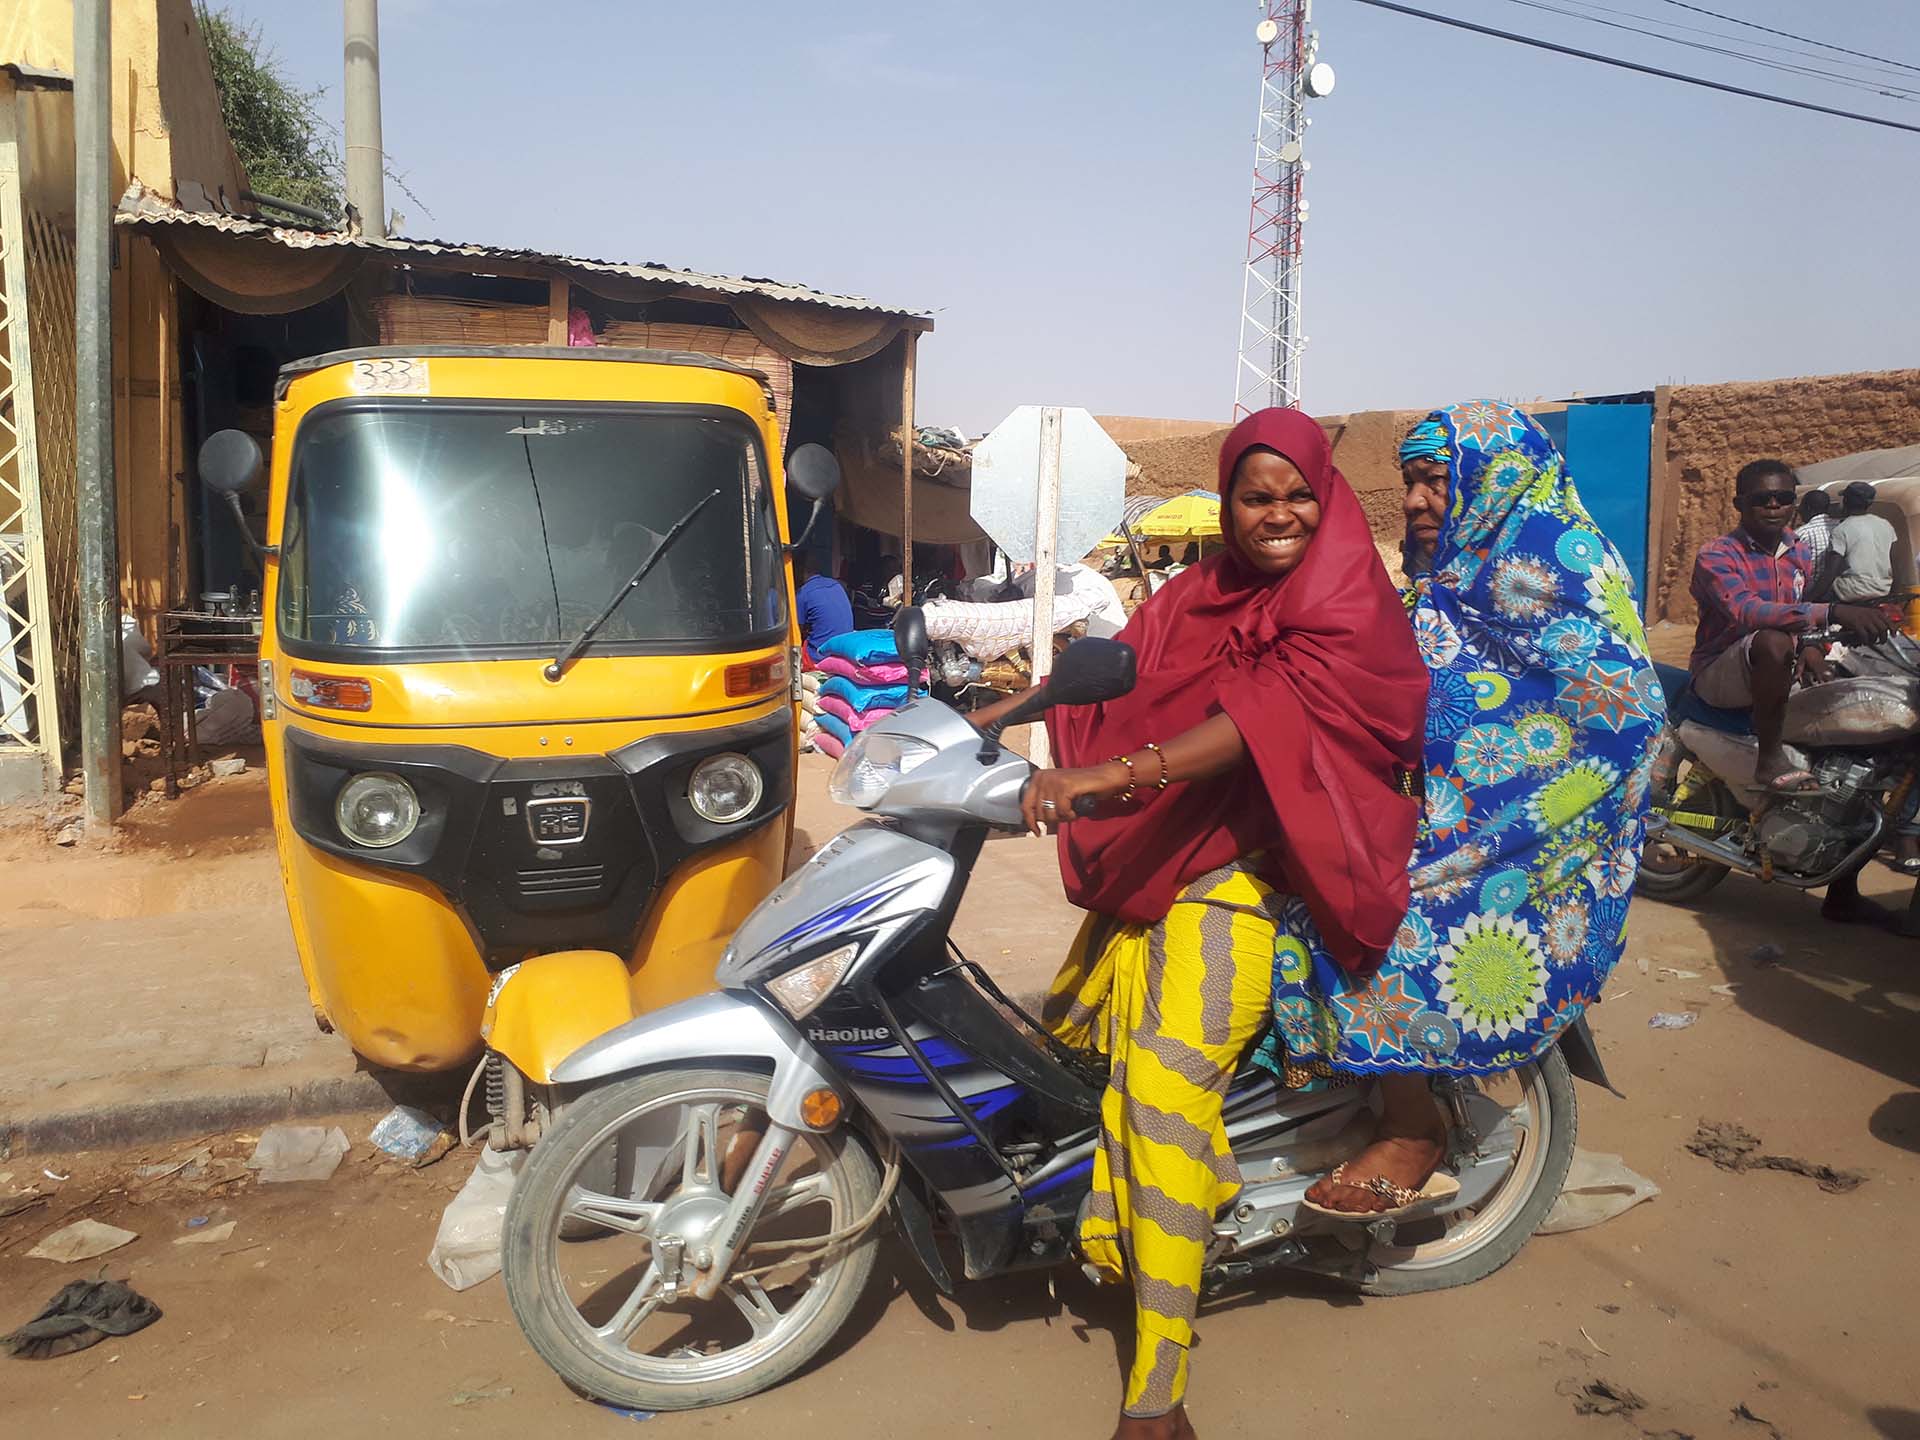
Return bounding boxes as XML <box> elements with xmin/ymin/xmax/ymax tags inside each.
<box><xmin>503</xmin><ymin>1066</ymin><xmax>881</xmax><ymax>1412</ymax></box>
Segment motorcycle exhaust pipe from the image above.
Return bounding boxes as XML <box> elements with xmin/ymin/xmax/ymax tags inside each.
<box><xmin>1645</xmin><ymin>815</ymin><xmax>1765</xmax><ymax>878</ymax></box>
<box><xmin>1646</xmin><ymin>808</ymin><xmax>1887</xmax><ymax>891</ymax></box>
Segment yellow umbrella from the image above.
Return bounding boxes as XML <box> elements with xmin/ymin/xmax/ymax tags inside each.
<box><xmin>1102</xmin><ymin>492</ymin><xmax>1221</xmax><ymax>546</ymax></box>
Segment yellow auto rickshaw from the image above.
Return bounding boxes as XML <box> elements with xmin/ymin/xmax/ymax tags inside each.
<box><xmin>198</xmin><ymin>345</ymin><xmax>839</xmax><ymax>1146</ymax></box>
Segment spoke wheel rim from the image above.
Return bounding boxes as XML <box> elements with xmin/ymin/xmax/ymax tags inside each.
<box><xmin>536</xmin><ymin>1081</ymin><xmax>850</xmax><ymax>1387</ymax></box>
<box><xmin>1368</xmin><ymin>1063</ymin><xmax>1552</xmax><ymax>1271</ymax></box>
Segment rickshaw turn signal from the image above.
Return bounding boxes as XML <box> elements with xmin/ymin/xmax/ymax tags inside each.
<box><xmin>725</xmin><ymin>654</ymin><xmax>788</xmax><ymax>697</ymax></box>
<box><xmin>289</xmin><ymin>668</ymin><xmax>373</xmax><ymax>712</ymax></box>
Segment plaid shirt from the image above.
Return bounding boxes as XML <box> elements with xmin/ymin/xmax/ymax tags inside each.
<box><xmin>1690</xmin><ymin>526</ymin><xmax>1829</xmax><ymax>673</ymax></box>
<box><xmin>1798</xmin><ymin>512</ymin><xmax>1832</xmax><ymax>566</ymax></box>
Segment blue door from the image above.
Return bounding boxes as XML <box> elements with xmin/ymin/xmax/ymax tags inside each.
<box><xmin>1536</xmin><ymin>405</ymin><xmax>1653</xmax><ymax>606</ymax></box>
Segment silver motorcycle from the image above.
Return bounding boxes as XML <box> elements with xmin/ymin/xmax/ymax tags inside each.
<box><xmin>1639</xmin><ymin>634</ymin><xmax>1920</xmax><ymax>906</ymax></box>
<box><xmin>500</xmin><ymin>610</ymin><xmax>1604</xmax><ymax>1412</ymax></box>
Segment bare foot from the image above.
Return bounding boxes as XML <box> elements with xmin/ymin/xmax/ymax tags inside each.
<box><xmin>1113</xmin><ymin>1405</ymin><xmax>1197</xmax><ymax>1440</ymax></box>
<box><xmin>1304</xmin><ymin>1105</ymin><xmax>1449</xmax><ymax>1216</ymax></box>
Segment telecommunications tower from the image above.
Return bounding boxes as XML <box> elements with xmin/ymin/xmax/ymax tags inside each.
<box><xmin>1233</xmin><ymin>1</ymin><xmax>1335</xmax><ymax>418</ymax></box>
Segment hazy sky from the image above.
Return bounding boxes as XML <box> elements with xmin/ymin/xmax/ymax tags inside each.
<box><xmin>219</xmin><ymin>0</ymin><xmax>1919</xmax><ymax>432</ymax></box>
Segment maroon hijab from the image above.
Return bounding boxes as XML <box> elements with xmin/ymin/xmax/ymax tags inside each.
<box><xmin>1047</xmin><ymin>408</ymin><xmax>1426</xmax><ymax>974</ymax></box>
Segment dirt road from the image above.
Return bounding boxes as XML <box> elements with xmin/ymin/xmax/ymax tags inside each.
<box><xmin>4</xmin><ymin>766</ymin><xmax>1920</xmax><ymax>1437</ymax></box>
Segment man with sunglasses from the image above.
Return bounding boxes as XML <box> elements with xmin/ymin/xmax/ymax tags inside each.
<box><xmin>1690</xmin><ymin>458</ymin><xmax>1892</xmax><ymax>797</ymax></box>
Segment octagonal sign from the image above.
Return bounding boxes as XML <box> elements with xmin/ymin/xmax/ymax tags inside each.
<box><xmin>970</xmin><ymin>406</ymin><xmax>1126</xmax><ymax>565</ymax></box>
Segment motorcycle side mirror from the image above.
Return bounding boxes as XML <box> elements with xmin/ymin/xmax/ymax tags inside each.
<box><xmin>783</xmin><ymin>444</ymin><xmax>841</xmax><ymax>553</ymax></box>
<box><xmin>197</xmin><ymin>429</ymin><xmax>277</xmax><ymax>562</ymax></box>
<box><xmin>1048</xmin><ymin>638</ymin><xmax>1137</xmax><ymax>708</ymax></box>
<box><xmin>892</xmin><ymin>605</ymin><xmax>930</xmax><ymax>693</ymax></box>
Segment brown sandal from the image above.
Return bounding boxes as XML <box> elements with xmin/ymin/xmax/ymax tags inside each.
<box><xmin>1299</xmin><ymin>1162</ymin><xmax>1462</xmax><ymax>1221</ymax></box>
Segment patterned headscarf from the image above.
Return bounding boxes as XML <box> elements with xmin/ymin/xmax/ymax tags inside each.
<box><xmin>1390</xmin><ymin>399</ymin><xmax>1664</xmax><ymax>1072</ymax></box>
<box><xmin>1398</xmin><ymin>419</ymin><xmax>1452</xmax><ymax>468</ymax></box>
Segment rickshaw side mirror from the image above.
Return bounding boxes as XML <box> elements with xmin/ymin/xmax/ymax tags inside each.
<box><xmin>784</xmin><ymin>444</ymin><xmax>841</xmax><ymax>554</ymax></box>
<box><xmin>197</xmin><ymin>429</ymin><xmax>277</xmax><ymax>562</ymax></box>
<box><xmin>788</xmin><ymin>444</ymin><xmax>841</xmax><ymax>503</ymax></box>
<box><xmin>200</xmin><ymin>429</ymin><xmax>265</xmax><ymax>495</ymax></box>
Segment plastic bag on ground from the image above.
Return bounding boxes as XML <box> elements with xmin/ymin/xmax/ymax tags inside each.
<box><xmin>247</xmin><ymin>1124</ymin><xmax>351</xmax><ymax>1183</ymax></box>
<box><xmin>369</xmin><ymin>1105</ymin><xmax>449</xmax><ymax>1163</ymax></box>
<box><xmin>1537</xmin><ymin>1149</ymin><xmax>1660</xmax><ymax>1235</ymax></box>
<box><xmin>428</xmin><ymin>1145</ymin><xmax>526</xmax><ymax>1291</ymax></box>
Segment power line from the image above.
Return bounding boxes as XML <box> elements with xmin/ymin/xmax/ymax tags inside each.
<box><xmin>1655</xmin><ymin>0</ymin><xmax>1920</xmax><ymax>76</ymax></box>
<box><xmin>1552</xmin><ymin>0</ymin><xmax>1920</xmax><ymax>85</ymax></box>
<box><xmin>1343</xmin><ymin>0</ymin><xmax>1920</xmax><ymax>135</ymax></box>
<box><xmin>1494</xmin><ymin>0</ymin><xmax>1920</xmax><ymax>100</ymax></box>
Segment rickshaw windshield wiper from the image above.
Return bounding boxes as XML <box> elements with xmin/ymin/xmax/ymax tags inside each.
<box><xmin>543</xmin><ymin>488</ymin><xmax>722</xmax><ymax>682</ymax></box>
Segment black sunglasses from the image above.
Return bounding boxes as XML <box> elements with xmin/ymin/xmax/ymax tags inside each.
<box><xmin>1741</xmin><ymin>489</ymin><xmax>1797</xmax><ymax>509</ymax></box>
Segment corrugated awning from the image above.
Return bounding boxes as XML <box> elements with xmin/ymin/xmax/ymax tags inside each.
<box><xmin>115</xmin><ymin>184</ymin><xmax>930</xmax><ymax>364</ymax></box>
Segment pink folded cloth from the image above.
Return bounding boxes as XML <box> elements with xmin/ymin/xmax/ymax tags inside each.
<box><xmin>813</xmin><ymin>733</ymin><xmax>846</xmax><ymax>759</ymax></box>
<box><xmin>817</xmin><ymin>694</ymin><xmax>899</xmax><ymax>732</ymax></box>
<box><xmin>817</xmin><ymin>654</ymin><xmax>910</xmax><ymax>685</ymax></box>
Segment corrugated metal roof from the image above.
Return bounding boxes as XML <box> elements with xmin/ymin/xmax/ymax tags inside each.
<box><xmin>114</xmin><ymin>186</ymin><xmax>925</xmax><ymax>318</ymax></box>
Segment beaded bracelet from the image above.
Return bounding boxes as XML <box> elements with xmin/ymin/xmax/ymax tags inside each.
<box><xmin>1139</xmin><ymin>742</ymin><xmax>1171</xmax><ymax>790</ymax></box>
<box><xmin>1107</xmin><ymin>754</ymin><xmax>1139</xmax><ymax>803</ymax></box>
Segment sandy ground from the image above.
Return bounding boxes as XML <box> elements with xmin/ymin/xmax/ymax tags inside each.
<box><xmin>4</xmin><ymin>757</ymin><xmax>1920</xmax><ymax>1437</ymax></box>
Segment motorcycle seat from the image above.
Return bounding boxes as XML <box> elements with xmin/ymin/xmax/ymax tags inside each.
<box><xmin>1652</xmin><ymin>661</ymin><xmax>1752</xmax><ymax>737</ymax></box>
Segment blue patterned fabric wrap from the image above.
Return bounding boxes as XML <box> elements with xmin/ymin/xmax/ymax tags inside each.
<box><xmin>1255</xmin><ymin>400</ymin><xmax>1664</xmax><ymax>1078</ymax></box>
<box><xmin>1397</xmin><ymin>418</ymin><xmax>1452</xmax><ymax>468</ymax></box>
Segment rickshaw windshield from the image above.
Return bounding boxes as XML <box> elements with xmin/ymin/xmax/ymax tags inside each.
<box><xmin>277</xmin><ymin>403</ymin><xmax>786</xmax><ymax>659</ymax></box>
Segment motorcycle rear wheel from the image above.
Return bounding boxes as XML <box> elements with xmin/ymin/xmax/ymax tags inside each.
<box><xmin>1637</xmin><ymin>765</ymin><xmax>1736</xmax><ymax>903</ymax></box>
<box><xmin>503</xmin><ymin>1066</ymin><xmax>881</xmax><ymax>1412</ymax></box>
<box><xmin>1356</xmin><ymin>1048</ymin><xmax>1576</xmax><ymax>1296</ymax></box>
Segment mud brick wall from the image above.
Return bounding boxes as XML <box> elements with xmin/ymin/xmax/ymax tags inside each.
<box><xmin>1652</xmin><ymin>370</ymin><xmax>1920</xmax><ymax>624</ymax></box>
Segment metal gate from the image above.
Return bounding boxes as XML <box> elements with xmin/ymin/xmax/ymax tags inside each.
<box><xmin>0</xmin><ymin>95</ymin><xmax>79</xmax><ymax>791</ymax></box>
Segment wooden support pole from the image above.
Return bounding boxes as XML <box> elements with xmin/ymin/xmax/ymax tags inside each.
<box><xmin>900</xmin><ymin>329</ymin><xmax>916</xmax><ymax>605</ymax></box>
<box><xmin>547</xmin><ymin>276</ymin><xmax>570</xmax><ymax>344</ymax></box>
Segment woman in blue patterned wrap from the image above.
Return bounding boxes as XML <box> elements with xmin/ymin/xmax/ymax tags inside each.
<box><xmin>1252</xmin><ymin>399</ymin><xmax>1666</xmax><ymax>1216</ymax></box>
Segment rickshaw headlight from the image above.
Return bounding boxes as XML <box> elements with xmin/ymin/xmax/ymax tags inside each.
<box><xmin>335</xmin><ymin>772</ymin><xmax>421</xmax><ymax>849</ymax></box>
<box><xmin>689</xmin><ymin>753</ymin><xmax>763</xmax><ymax>824</ymax></box>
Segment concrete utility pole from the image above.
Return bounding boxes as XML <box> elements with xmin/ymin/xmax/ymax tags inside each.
<box><xmin>344</xmin><ymin>0</ymin><xmax>386</xmax><ymax>237</ymax></box>
<box><xmin>74</xmin><ymin>0</ymin><xmax>121</xmax><ymax>825</ymax></box>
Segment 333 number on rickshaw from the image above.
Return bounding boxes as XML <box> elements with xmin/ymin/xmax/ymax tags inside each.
<box><xmin>349</xmin><ymin>358</ymin><xmax>431</xmax><ymax>395</ymax></box>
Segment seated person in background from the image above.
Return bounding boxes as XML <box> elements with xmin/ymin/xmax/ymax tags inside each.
<box><xmin>1148</xmin><ymin>544</ymin><xmax>1174</xmax><ymax>571</ymax></box>
<box><xmin>1796</xmin><ymin>489</ymin><xmax>1836</xmax><ymax>599</ymax></box>
<box><xmin>793</xmin><ymin>551</ymin><xmax>853</xmax><ymax>662</ymax></box>
<box><xmin>1690</xmin><ymin>459</ymin><xmax>1889</xmax><ymax>793</ymax></box>
<box><xmin>1829</xmin><ymin>481</ymin><xmax>1898</xmax><ymax>605</ymax></box>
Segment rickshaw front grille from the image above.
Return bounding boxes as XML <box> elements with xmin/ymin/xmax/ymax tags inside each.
<box><xmin>515</xmin><ymin>864</ymin><xmax>606</xmax><ymax>900</ymax></box>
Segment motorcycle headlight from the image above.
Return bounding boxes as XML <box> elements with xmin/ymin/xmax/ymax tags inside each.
<box><xmin>335</xmin><ymin>771</ymin><xmax>420</xmax><ymax>849</ymax></box>
<box><xmin>689</xmin><ymin>752</ymin><xmax>764</xmax><ymax>824</ymax></box>
<box><xmin>828</xmin><ymin>730</ymin><xmax>939</xmax><ymax>808</ymax></box>
<box><xmin>765</xmin><ymin>943</ymin><xmax>859</xmax><ymax>1019</ymax></box>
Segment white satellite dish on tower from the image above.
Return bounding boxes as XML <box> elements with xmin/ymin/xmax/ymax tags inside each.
<box><xmin>1256</xmin><ymin>17</ymin><xmax>1280</xmax><ymax>43</ymax></box>
<box><xmin>1306</xmin><ymin>61</ymin><xmax>1337</xmax><ymax>97</ymax></box>
<box><xmin>1277</xmin><ymin>140</ymin><xmax>1303</xmax><ymax>164</ymax></box>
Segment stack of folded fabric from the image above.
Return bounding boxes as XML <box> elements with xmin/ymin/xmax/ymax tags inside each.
<box><xmin>811</xmin><ymin>630</ymin><xmax>913</xmax><ymax>758</ymax></box>
<box><xmin>799</xmin><ymin>668</ymin><xmax>826</xmax><ymax>752</ymax></box>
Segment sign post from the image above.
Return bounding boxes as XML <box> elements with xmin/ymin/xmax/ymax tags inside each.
<box><xmin>971</xmin><ymin>406</ymin><xmax>1126</xmax><ymax>769</ymax></box>
<box><xmin>1029</xmin><ymin>408</ymin><xmax>1063</xmax><ymax>767</ymax></box>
